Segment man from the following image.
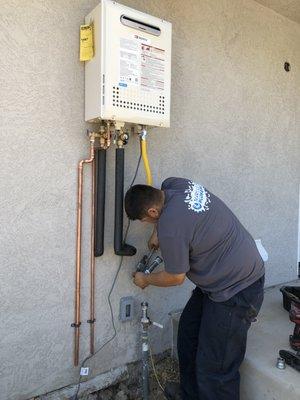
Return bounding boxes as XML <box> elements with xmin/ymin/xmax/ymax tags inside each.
<box><xmin>125</xmin><ymin>177</ymin><xmax>265</xmax><ymax>400</ymax></box>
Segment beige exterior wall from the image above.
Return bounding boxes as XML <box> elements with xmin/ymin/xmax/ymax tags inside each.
<box><xmin>0</xmin><ymin>0</ymin><xmax>299</xmax><ymax>398</ymax></box>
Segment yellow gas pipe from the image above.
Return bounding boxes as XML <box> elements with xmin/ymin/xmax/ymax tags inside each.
<box><xmin>140</xmin><ymin>129</ymin><xmax>153</xmax><ymax>186</ymax></box>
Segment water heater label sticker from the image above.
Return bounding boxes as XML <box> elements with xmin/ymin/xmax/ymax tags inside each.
<box><xmin>120</xmin><ymin>38</ymin><xmax>140</xmax><ymax>86</ymax></box>
<box><xmin>141</xmin><ymin>45</ymin><xmax>165</xmax><ymax>92</ymax></box>
<box><xmin>120</xmin><ymin>38</ymin><xmax>165</xmax><ymax>92</ymax></box>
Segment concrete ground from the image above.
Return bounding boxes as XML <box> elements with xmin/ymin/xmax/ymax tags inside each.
<box><xmin>240</xmin><ymin>280</ymin><xmax>300</xmax><ymax>400</ymax></box>
<box><xmin>171</xmin><ymin>281</ymin><xmax>300</xmax><ymax>400</ymax></box>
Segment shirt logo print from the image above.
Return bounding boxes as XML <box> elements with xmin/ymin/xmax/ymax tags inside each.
<box><xmin>184</xmin><ymin>181</ymin><xmax>211</xmax><ymax>213</ymax></box>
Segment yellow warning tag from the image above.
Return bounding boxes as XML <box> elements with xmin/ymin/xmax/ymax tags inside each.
<box><xmin>80</xmin><ymin>24</ymin><xmax>94</xmax><ymax>61</ymax></box>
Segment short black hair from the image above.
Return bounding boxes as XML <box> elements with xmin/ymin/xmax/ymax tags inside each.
<box><xmin>125</xmin><ymin>184</ymin><xmax>162</xmax><ymax>220</ymax></box>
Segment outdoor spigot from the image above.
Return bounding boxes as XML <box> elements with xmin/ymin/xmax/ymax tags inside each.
<box><xmin>141</xmin><ymin>302</ymin><xmax>151</xmax><ymax>329</ymax></box>
<box><xmin>140</xmin><ymin>302</ymin><xmax>163</xmax><ymax>331</ymax></box>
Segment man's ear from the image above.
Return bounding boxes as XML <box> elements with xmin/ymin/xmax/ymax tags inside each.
<box><xmin>147</xmin><ymin>207</ymin><xmax>159</xmax><ymax>218</ymax></box>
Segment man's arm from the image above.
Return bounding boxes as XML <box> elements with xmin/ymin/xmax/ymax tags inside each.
<box><xmin>133</xmin><ymin>270</ymin><xmax>185</xmax><ymax>289</ymax></box>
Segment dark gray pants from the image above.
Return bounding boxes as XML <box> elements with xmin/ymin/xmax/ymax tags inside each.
<box><xmin>177</xmin><ymin>276</ymin><xmax>264</xmax><ymax>400</ymax></box>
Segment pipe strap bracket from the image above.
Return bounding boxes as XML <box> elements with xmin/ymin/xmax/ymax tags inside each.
<box><xmin>71</xmin><ymin>322</ymin><xmax>81</xmax><ymax>328</ymax></box>
<box><xmin>87</xmin><ymin>319</ymin><xmax>96</xmax><ymax>324</ymax></box>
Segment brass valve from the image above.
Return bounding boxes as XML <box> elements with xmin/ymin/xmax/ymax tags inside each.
<box><xmin>116</xmin><ymin>131</ymin><xmax>129</xmax><ymax>148</ymax></box>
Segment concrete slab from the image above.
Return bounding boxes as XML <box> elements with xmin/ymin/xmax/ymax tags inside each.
<box><xmin>170</xmin><ymin>281</ymin><xmax>300</xmax><ymax>399</ymax></box>
<box><xmin>240</xmin><ymin>280</ymin><xmax>300</xmax><ymax>400</ymax></box>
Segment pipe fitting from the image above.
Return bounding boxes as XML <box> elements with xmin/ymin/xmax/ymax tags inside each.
<box><xmin>120</xmin><ymin>132</ymin><xmax>129</xmax><ymax>141</ymax></box>
<box><xmin>116</xmin><ymin>130</ymin><xmax>129</xmax><ymax>148</ymax></box>
<box><xmin>139</xmin><ymin>128</ymin><xmax>147</xmax><ymax>141</ymax></box>
<box><xmin>88</xmin><ymin>131</ymin><xmax>96</xmax><ymax>142</ymax></box>
<box><xmin>105</xmin><ymin>122</ymin><xmax>111</xmax><ymax>149</ymax></box>
<box><xmin>116</xmin><ymin>139</ymin><xmax>124</xmax><ymax>148</ymax></box>
<box><xmin>99</xmin><ymin>136</ymin><xmax>106</xmax><ymax>148</ymax></box>
<box><xmin>141</xmin><ymin>302</ymin><xmax>151</xmax><ymax>327</ymax></box>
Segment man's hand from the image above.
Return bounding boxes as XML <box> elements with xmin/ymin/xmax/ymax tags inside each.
<box><xmin>148</xmin><ymin>227</ymin><xmax>159</xmax><ymax>250</ymax></box>
<box><xmin>133</xmin><ymin>272</ymin><xmax>149</xmax><ymax>289</ymax></box>
<box><xmin>133</xmin><ymin>270</ymin><xmax>185</xmax><ymax>288</ymax></box>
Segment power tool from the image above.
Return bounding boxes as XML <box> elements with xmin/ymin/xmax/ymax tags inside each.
<box><xmin>136</xmin><ymin>250</ymin><xmax>163</xmax><ymax>274</ymax></box>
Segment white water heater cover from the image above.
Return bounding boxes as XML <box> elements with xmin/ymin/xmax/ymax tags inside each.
<box><xmin>85</xmin><ymin>0</ymin><xmax>172</xmax><ymax>127</ymax></box>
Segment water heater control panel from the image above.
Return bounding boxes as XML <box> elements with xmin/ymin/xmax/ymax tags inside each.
<box><xmin>85</xmin><ymin>0</ymin><xmax>172</xmax><ymax>127</ymax></box>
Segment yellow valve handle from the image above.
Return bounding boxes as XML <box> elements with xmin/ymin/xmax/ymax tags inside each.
<box><xmin>140</xmin><ymin>138</ymin><xmax>153</xmax><ymax>186</ymax></box>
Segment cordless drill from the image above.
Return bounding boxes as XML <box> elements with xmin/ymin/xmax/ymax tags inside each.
<box><xmin>136</xmin><ymin>249</ymin><xmax>163</xmax><ymax>274</ymax></box>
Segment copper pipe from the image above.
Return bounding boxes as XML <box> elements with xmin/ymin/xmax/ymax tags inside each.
<box><xmin>74</xmin><ymin>137</ymin><xmax>95</xmax><ymax>367</ymax></box>
<box><xmin>89</xmin><ymin>157</ymin><xmax>96</xmax><ymax>355</ymax></box>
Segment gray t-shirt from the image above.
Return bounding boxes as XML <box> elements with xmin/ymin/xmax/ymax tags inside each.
<box><xmin>157</xmin><ymin>177</ymin><xmax>265</xmax><ymax>302</ymax></box>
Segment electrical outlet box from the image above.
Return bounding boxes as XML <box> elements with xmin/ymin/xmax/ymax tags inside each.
<box><xmin>119</xmin><ymin>296</ymin><xmax>134</xmax><ymax>321</ymax></box>
<box><xmin>80</xmin><ymin>367</ymin><xmax>89</xmax><ymax>376</ymax></box>
<box><xmin>85</xmin><ymin>0</ymin><xmax>172</xmax><ymax>127</ymax></box>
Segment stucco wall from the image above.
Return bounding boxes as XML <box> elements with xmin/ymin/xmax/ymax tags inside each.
<box><xmin>0</xmin><ymin>0</ymin><xmax>299</xmax><ymax>399</ymax></box>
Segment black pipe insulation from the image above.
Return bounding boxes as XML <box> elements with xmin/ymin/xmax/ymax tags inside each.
<box><xmin>114</xmin><ymin>148</ymin><xmax>136</xmax><ymax>256</ymax></box>
<box><xmin>94</xmin><ymin>149</ymin><xmax>106</xmax><ymax>257</ymax></box>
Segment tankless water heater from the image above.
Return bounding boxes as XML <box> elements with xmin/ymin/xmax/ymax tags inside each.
<box><xmin>85</xmin><ymin>0</ymin><xmax>172</xmax><ymax>127</ymax></box>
